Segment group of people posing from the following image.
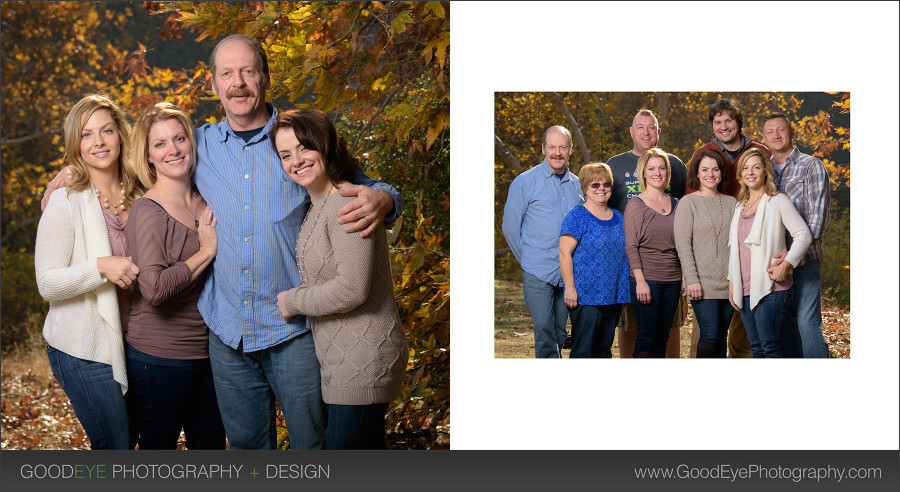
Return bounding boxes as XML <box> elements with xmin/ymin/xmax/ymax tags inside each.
<box><xmin>503</xmin><ymin>99</ymin><xmax>832</xmax><ymax>360</ymax></box>
<box><xmin>35</xmin><ymin>35</ymin><xmax>407</xmax><ymax>450</ymax></box>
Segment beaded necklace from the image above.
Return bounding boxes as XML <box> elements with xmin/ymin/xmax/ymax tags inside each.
<box><xmin>294</xmin><ymin>184</ymin><xmax>335</xmax><ymax>283</ymax></box>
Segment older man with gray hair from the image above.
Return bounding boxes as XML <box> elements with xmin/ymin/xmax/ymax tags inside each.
<box><xmin>503</xmin><ymin>126</ymin><xmax>584</xmax><ymax>358</ymax></box>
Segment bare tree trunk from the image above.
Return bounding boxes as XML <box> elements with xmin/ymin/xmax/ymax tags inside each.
<box><xmin>657</xmin><ymin>92</ymin><xmax>670</xmax><ymax>150</ymax></box>
<box><xmin>550</xmin><ymin>92</ymin><xmax>590</xmax><ymax>164</ymax></box>
<box><xmin>495</xmin><ymin>134</ymin><xmax>521</xmax><ymax>171</ymax></box>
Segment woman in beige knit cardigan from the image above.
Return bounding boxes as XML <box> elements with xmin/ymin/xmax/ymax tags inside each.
<box><xmin>35</xmin><ymin>94</ymin><xmax>142</xmax><ymax>448</ymax></box>
<box><xmin>274</xmin><ymin>109</ymin><xmax>406</xmax><ymax>449</ymax></box>
<box><xmin>674</xmin><ymin>149</ymin><xmax>738</xmax><ymax>357</ymax></box>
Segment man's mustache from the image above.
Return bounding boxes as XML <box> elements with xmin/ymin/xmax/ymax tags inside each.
<box><xmin>227</xmin><ymin>89</ymin><xmax>254</xmax><ymax>98</ymax></box>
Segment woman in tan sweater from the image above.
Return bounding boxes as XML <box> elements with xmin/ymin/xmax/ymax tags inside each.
<box><xmin>674</xmin><ymin>149</ymin><xmax>738</xmax><ymax>357</ymax></box>
<box><xmin>275</xmin><ymin>109</ymin><xmax>406</xmax><ymax>449</ymax></box>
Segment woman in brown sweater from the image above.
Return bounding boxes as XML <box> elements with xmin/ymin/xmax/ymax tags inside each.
<box><xmin>673</xmin><ymin>149</ymin><xmax>738</xmax><ymax>357</ymax></box>
<box><xmin>124</xmin><ymin>103</ymin><xmax>225</xmax><ymax>449</ymax></box>
<box><xmin>623</xmin><ymin>148</ymin><xmax>684</xmax><ymax>357</ymax></box>
<box><xmin>275</xmin><ymin>109</ymin><xmax>406</xmax><ymax>449</ymax></box>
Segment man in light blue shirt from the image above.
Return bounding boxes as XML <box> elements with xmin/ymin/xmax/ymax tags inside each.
<box><xmin>197</xmin><ymin>35</ymin><xmax>401</xmax><ymax>449</ymax></box>
<box><xmin>502</xmin><ymin>126</ymin><xmax>584</xmax><ymax>358</ymax></box>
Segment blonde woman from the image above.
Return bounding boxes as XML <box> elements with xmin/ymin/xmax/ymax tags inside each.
<box><xmin>35</xmin><ymin>94</ymin><xmax>141</xmax><ymax>449</ymax></box>
<box><xmin>124</xmin><ymin>102</ymin><xmax>224</xmax><ymax>449</ymax></box>
<box><xmin>623</xmin><ymin>148</ymin><xmax>683</xmax><ymax>358</ymax></box>
<box><xmin>727</xmin><ymin>148</ymin><xmax>811</xmax><ymax>358</ymax></box>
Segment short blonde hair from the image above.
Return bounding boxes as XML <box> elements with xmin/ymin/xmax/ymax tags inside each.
<box><xmin>736</xmin><ymin>148</ymin><xmax>779</xmax><ymax>204</ymax></box>
<box><xmin>578</xmin><ymin>162</ymin><xmax>613</xmax><ymax>195</ymax></box>
<box><xmin>635</xmin><ymin>147</ymin><xmax>671</xmax><ymax>191</ymax></box>
<box><xmin>62</xmin><ymin>94</ymin><xmax>140</xmax><ymax>207</ymax></box>
<box><xmin>130</xmin><ymin>102</ymin><xmax>197</xmax><ymax>188</ymax></box>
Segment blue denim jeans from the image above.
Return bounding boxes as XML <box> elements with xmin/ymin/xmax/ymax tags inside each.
<box><xmin>690</xmin><ymin>298</ymin><xmax>735</xmax><ymax>357</ymax></box>
<box><xmin>630</xmin><ymin>278</ymin><xmax>681</xmax><ymax>357</ymax></box>
<box><xmin>791</xmin><ymin>260</ymin><xmax>830</xmax><ymax>358</ymax></box>
<box><xmin>208</xmin><ymin>330</ymin><xmax>326</xmax><ymax>449</ymax></box>
<box><xmin>522</xmin><ymin>270</ymin><xmax>568</xmax><ymax>358</ymax></box>
<box><xmin>325</xmin><ymin>402</ymin><xmax>389</xmax><ymax>450</ymax></box>
<box><xmin>47</xmin><ymin>346</ymin><xmax>131</xmax><ymax>449</ymax></box>
<box><xmin>126</xmin><ymin>345</ymin><xmax>225</xmax><ymax>450</ymax></box>
<box><xmin>739</xmin><ymin>290</ymin><xmax>793</xmax><ymax>358</ymax></box>
<box><xmin>569</xmin><ymin>304</ymin><xmax>622</xmax><ymax>358</ymax></box>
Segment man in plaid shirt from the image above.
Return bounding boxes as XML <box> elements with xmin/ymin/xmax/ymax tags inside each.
<box><xmin>763</xmin><ymin>112</ymin><xmax>832</xmax><ymax>358</ymax></box>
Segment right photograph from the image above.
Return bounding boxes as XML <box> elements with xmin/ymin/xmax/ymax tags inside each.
<box><xmin>494</xmin><ymin>92</ymin><xmax>850</xmax><ymax>360</ymax></box>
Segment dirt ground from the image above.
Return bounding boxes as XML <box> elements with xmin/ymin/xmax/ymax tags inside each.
<box><xmin>494</xmin><ymin>278</ymin><xmax>850</xmax><ymax>359</ymax></box>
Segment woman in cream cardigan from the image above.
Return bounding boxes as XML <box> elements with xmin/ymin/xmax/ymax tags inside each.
<box><xmin>727</xmin><ymin>148</ymin><xmax>811</xmax><ymax>358</ymax></box>
<box><xmin>35</xmin><ymin>94</ymin><xmax>142</xmax><ymax>448</ymax></box>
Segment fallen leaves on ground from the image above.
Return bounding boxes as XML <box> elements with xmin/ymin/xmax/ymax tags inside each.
<box><xmin>1</xmin><ymin>369</ymin><xmax>88</xmax><ymax>450</ymax></box>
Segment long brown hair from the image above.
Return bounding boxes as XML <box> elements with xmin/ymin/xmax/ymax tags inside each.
<box><xmin>62</xmin><ymin>94</ymin><xmax>140</xmax><ymax>208</ymax></box>
<box><xmin>270</xmin><ymin>108</ymin><xmax>359</xmax><ymax>185</ymax></box>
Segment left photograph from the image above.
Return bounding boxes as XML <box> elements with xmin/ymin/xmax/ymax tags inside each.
<box><xmin>1</xmin><ymin>1</ymin><xmax>449</xmax><ymax>450</ymax></box>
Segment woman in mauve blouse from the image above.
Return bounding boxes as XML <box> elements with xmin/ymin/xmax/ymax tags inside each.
<box><xmin>124</xmin><ymin>102</ymin><xmax>225</xmax><ymax>449</ymax></box>
<box><xmin>623</xmin><ymin>148</ymin><xmax>684</xmax><ymax>358</ymax></box>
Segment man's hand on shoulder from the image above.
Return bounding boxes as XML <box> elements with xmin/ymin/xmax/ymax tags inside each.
<box><xmin>40</xmin><ymin>167</ymin><xmax>75</xmax><ymax>212</ymax></box>
<box><xmin>337</xmin><ymin>185</ymin><xmax>393</xmax><ymax>238</ymax></box>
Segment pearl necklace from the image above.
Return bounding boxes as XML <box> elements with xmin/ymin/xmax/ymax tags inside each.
<box><xmin>295</xmin><ymin>185</ymin><xmax>335</xmax><ymax>283</ymax></box>
<box><xmin>94</xmin><ymin>181</ymin><xmax>127</xmax><ymax>216</ymax></box>
<box><xmin>743</xmin><ymin>192</ymin><xmax>763</xmax><ymax>213</ymax></box>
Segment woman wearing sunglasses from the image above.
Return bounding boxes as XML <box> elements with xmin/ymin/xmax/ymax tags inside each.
<box><xmin>559</xmin><ymin>162</ymin><xmax>631</xmax><ymax>358</ymax></box>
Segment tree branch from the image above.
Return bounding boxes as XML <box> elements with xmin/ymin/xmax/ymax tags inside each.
<box><xmin>1</xmin><ymin>131</ymin><xmax>56</xmax><ymax>146</ymax></box>
<box><xmin>1</xmin><ymin>215</ymin><xmax>40</xmax><ymax>244</ymax></box>
<box><xmin>550</xmin><ymin>92</ymin><xmax>590</xmax><ymax>163</ymax></box>
<box><xmin>494</xmin><ymin>135</ymin><xmax>521</xmax><ymax>171</ymax></box>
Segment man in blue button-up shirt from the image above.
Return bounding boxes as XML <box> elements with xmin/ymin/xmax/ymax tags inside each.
<box><xmin>197</xmin><ymin>35</ymin><xmax>402</xmax><ymax>449</ymax></box>
<box><xmin>502</xmin><ymin>126</ymin><xmax>584</xmax><ymax>358</ymax></box>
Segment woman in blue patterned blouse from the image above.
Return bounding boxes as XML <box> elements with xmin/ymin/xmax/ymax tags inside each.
<box><xmin>559</xmin><ymin>163</ymin><xmax>631</xmax><ymax>358</ymax></box>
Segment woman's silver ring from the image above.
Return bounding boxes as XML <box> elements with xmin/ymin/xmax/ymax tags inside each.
<box><xmin>363</xmin><ymin>216</ymin><xmax>371</xmax><ymax>225</ymax></box>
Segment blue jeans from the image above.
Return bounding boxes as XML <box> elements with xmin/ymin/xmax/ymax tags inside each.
<box><xmin>739</xmin><ymin>290</ymin><xmax>793</xmax><ymax>358</ymax></box>
<box><xmin>569</xmin><ymin>304</ymin><xmax>621</xmax><ymax>358</ymax></box>
<box><xmin>126</xmin><ymin>346</ymin><xmax>225</xmax><ymax>449</ymax></box>
<box><xmin>46</xmin><ymin>346</ymin><xmax>131</xmax><ymax>449</ymax></box>
<box><xmin>208</xmin><ymin>330</ymin><xmax>326</xmax><ymax>449</ymax></box>
<box><xmin>630</xmin><ymin>278</ymin><xmax>681</xmax><ymax>357</ymax></box>
<box><xmin>522</xmin><ymin>270</ymin><xmax>568</xmax><ymax>358</ymax></box>
<box><xmin>690</xmin><ymin>298</ymin><xmax>734</xmax><ymax>357</ymax></box>
<box><xmin>325</xmin><ymin>403</ymin><xmax>389</xmax><ymax>450</ymax></box>
<box><xmin>791</xmin><ymin>260</ymin><xmax>830</xmax><ymax>358</ymax></box>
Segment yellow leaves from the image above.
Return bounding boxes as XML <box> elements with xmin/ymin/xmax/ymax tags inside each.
<box><xmin>423</xmin><ymin>2</ymin><xmax>446</xmax><ymax>20</ymax></box>
<box><xmin>426</xmin><ymin>109</ymin><xmax>449</xmax><ymax>150</ymax></box>
<box><xmin>371</xmin><ymin>74</ymin><xmax>393</xmax><ymax>92</ymax></box>
<box><xmin>421</xmin><ymin>31</ymin><xmax>450</xmax><ymax>70</ymax></box>
<box><xmin>390</xmin><ymin>10</ymin><xmax>414</xmax><ymax>33</ymax></box>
